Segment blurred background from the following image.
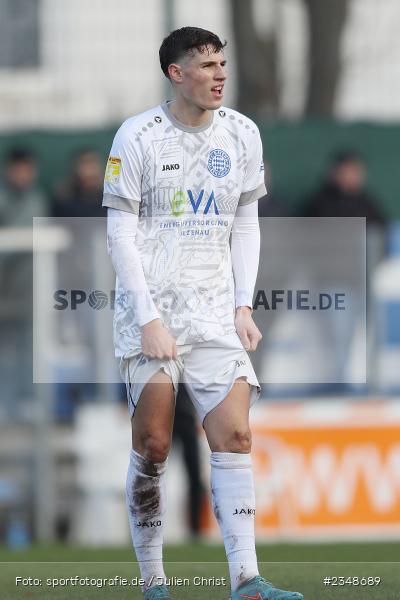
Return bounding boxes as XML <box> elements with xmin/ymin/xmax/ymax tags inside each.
<box><xmin>0</xmin><ymin>0</ymin><xmax>399</xmax><ymax>561</ymax></box>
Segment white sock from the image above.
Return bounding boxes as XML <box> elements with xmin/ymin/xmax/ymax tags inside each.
<box><xmin>211</xmin><ymin>451</ymin><xmax>259</xmax><ymax>591</ymax></box>
<box><xmin>126</xmin><ymin>449</ymin><xmax>167</xmax><ymax>590</ymax></box>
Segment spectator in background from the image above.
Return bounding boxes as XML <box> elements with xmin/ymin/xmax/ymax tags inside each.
<box><xmin>51</xmin><ymin>149</ymin><xmax>107</xmax><ymax>421</ymax></box>
<box><xmin>302</xmin><ymin>149</ymin><xmax>386</xmax><ymax>289</ymax></box>
<box><xmin>0</xmin><ymin>148</ymin><xmax>47</xmax><ymax>226</ymax></box>
<box><xmin>0</xmin><ymin>148</ymin><xmax>48</xmax><ymax>415</ymax></box>
<box><xmin>303</xmin><ymin>150</ymin><xmax>386</xmax><ymax>227</ymax></box>
<box><xmin>302</xmin><ymin>150</ymin><xmax>386</xmax><ymax>390</ymax></box>
<box><xmin>0</xmin><ymin>147</ymin><xmax>48</xmax><ymax>314</ymax></box>
<box><xmin>53</xmin><ymin>149</ymin><xmax>106</xmax><ymax>218</ymax></box>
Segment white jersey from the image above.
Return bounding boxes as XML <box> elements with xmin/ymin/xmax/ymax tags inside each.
<box><xmin>103</xmin><ymin>101</ymin><xmax>266</xmax><ymax>358</ymax></box>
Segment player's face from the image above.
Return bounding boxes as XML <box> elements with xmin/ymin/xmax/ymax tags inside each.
<box><xmin>174</xmin><ymin>47</ymin><xmax>227</xmax><ymax>111</ymax></box>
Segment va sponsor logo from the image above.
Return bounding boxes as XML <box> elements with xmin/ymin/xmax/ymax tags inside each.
<box><xmin>171</xmin><ymin>189</ymin><xmax>219</xmax><ymax>217</ymax></box>
<box><xmin>54</xmin><ymin>289</ymin><xmax>115</xmax><ymax>310</ymax></box>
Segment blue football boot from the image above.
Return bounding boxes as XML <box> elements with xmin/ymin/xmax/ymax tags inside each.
<box><xmin>143</xmin><ymin>584</ymin><xmax>173</xmax><ymax>600</ymax></box>
<box><xmin>230</xmin><ymin>575</ymin><xmax>304</xmax><ymax>600</ymax></box>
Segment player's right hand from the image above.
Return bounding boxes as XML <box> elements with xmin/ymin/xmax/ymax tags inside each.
<box><xmin>140</xmin><ymin>319</ymin><xmax>178</xmax><ymax>360</ymax></box>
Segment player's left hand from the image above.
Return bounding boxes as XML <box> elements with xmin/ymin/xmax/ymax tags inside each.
<box><xmin>234</xmin><ymin>306</ymin><xmax>262</xmax><ymax>352</ymax></box>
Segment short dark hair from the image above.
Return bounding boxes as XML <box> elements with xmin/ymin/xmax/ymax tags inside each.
<box><xmin>159</xmin><ymin>26</ymin><xmax>227</xmax><ymax>78</ymax></box>
<box><xmin>5</xmin><ymin>147</ymin><xmax>35</xmax><ymax>164</ymax></box>
<box><xmin>331</xmin><ymin>150</ymin><xmax>365</xmax><ymax>168</ymax></box>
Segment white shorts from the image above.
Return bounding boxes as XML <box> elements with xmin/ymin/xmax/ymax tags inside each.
<box><xmin>120</xmin><ymin>332</ymin><xmax>260</xmax><ymax>424</ymax></box>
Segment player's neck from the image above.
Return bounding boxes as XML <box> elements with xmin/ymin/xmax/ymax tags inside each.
<box><xmin>168</xmin><ymin>98</ymin><xmax>211</xmax><ymax>128</ymax></box>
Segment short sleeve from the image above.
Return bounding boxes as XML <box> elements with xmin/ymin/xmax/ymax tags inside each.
<box><xmin>103</xmin><ymin>123</ymin><xmax>143</xmax><ymax>215</ymax></box>
<box><xmin>238</xmin><ymin>127</ymin><xmax>267</xmax><ymax>206</ymax></box>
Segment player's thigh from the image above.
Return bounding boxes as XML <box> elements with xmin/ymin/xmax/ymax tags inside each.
<box><xmin>132</xmin><ymin>370</ymin><xmax>176</xmax><ymax>459</ymax></box>
<box><xmin>203</xmin><ymin>377</ymin><xmax>251</xmax><ymax>453</ymax></box>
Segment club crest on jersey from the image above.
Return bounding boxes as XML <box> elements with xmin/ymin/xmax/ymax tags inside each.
<box><xmin>207</xmin><ymin>148</ymin><xmax>231</xmax><ymax>178</ymax></box>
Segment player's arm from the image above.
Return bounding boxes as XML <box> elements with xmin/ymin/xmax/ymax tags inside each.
<box><xmin>103</xmin><ymin>123</ymin><xmax>176</xmax><ymax>359</ymax></box>
<box><xmin>232</xmin><ymin>124</ymin><xmax>266</xmax><ymax>351</ymax></box>
<box><xmin>107</xmin><ymin>208</ymin><xmax>177</xmax><ymax>360</ymax></box>
<box><xmin>231</xmin><ymin>201</ymin><xmax>262</xmax><ymax>351</ymax></box>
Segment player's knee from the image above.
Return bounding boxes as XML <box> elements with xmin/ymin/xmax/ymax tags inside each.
<box><xmin>140</xmin><ymin>432</ymin><xmax>170</xmax><ymax>463</ymax></box>
<box><xmin>227</xmin><ymin>428</ymin><xmax>252</xmax><ymax>453</ymax></box>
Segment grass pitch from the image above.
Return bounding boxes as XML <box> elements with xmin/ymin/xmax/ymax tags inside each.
<box><xmin>1</xmin><ymin>542</ymin><xmax>399</xmax><ymax>600</ymax></box>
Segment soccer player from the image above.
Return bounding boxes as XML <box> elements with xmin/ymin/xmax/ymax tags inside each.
<box><xmin>104</xmin><ymin>26</ymin><xmax>303</xmax><ymax>600</ymax></box>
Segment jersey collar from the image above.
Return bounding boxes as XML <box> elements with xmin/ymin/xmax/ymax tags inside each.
<box><xmin>161</xmin><ymin>100</ymin><xmax>214</xmax><ymax>133</ymax></box>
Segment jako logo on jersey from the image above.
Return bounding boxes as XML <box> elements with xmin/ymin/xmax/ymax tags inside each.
<box><xmin>162</xmin><ymin>163</ymin><xmax>180</xmax><ymax>171</ymax></box>
<box><xmin>171</xmin><ymin>189</ymin><xmax>219</xmax><ymax>216</ymax></box>
<box><xmin>208</xmin><ymin>148</ymin><xmax>231</xmax><ymax>178</ymax></box>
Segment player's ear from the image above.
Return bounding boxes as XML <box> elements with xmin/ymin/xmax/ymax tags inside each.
<box><xmin>168</xmin><ymin>63</ymin><xmax>183</xmax><ymax>84</ymax></box>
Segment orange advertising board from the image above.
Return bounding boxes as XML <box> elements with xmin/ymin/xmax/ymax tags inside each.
<box><xmin>249</xmin><ymin>400</ymin><xmax>400</xmax><ymax>539</ymax></box>
<box><xmin>202</xmin><ymin>400</ymin><xmax>400</xmax><ymax>540</ymax></box>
